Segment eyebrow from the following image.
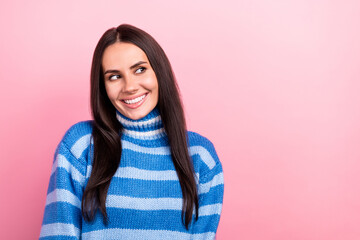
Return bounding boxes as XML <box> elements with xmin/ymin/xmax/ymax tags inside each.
<box><xmin>103</xmin><ymin>61</ymin><xmax>148</xmax><ymax>75</ymax></box>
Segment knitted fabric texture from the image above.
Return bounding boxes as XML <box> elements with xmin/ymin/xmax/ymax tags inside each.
<box><xmin>40</xmin><ymin>107</ymin><xmax>224</xmax><ymax>240</ymax></box>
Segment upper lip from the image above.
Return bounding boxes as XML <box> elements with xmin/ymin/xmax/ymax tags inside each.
<box><xmin>121</xmin><ymin>92</ymin><xmax>148</xmax><ymax>101</ymax></box>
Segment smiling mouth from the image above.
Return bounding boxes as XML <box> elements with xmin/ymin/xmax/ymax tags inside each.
<box><xmin>121</xmin><ymin>93</ymin><xmax>148</xmax><ymax>105</ymax></box>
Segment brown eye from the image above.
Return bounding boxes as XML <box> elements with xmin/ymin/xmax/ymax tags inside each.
<box><xmin>135</xmin><ymin>67</ymin><xmax>146</xmax><ymax>74</ymax></box>
<box><xmin>109</xmin><ymin>75</ymin><xmax>121</xmax><ymax>80</ymax></box>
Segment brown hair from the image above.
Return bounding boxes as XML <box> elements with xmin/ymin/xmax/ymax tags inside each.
<box><xmin>82</xmin><ymin>24</ymin><xmax>199</xmax><ymax>229</ymax></box>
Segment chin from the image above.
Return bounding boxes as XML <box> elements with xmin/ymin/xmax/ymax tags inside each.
<box><xmin>122</xmin><ymin>110</ymin><xmax>147</xmax><ymax>120</ymax></box>
<box><xmin>129</xmin><ymin>113</ymin><xmax>145</xmax><ymax>120</ymax></box>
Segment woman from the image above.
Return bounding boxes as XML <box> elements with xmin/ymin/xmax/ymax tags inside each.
<box><xmin>40</xmin><ymin>24</ymin><xmax>224</xmax><ymax>240</ymax></box>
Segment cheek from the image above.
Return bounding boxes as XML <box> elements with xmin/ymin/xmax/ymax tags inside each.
<box><xmin>144</xmin><ymin>73</ymin><xmax>158</xmax><ymax>91</ymax></box>
<box><xmin>148</xmin><ymin>80</ymin><xmax>158</xmax><ymax>92</ymax></box>
<box><xmin>154</xmin><ymin>82</ymin><xmax>159</xmax><ymax>96</ymax></box>
<box><xmin>104</xmin><ymin>82</ymin><xmax>117</xmax><ymax>100</ymax></box>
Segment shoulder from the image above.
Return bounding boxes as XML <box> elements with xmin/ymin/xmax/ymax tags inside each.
<box><xmin>58</xmin><ymin>120</ymin><xmax>94</xmax><ymax>160</ymax></box>
<box><xmin>186</xmin><ymin>130</ymin><xmax>222</xmax><ymax>173</ymax></box>
<box><xmin>187</xmin><ymin>131</ymin><xmax>216</xmax><ymax>148</ymax></box>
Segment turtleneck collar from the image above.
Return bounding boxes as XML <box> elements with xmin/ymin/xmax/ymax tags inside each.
<box><xmin>115</xmin><ymin>107</ymin><xmax>167</xmax><ymax>140</ymax></box>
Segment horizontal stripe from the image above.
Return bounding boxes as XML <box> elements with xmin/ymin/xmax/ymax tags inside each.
<box><xmin>40</xmin><ymin>223</ymin><xmax>80</xmax><ymax>238</ymax></box>
<box><xmin>82</xmin><ymin>208</ymin><xmax>184</xmax><ymax>231</ymax></box>
<box><xmin>46</xmin><ymin>189</ymin><xmax>81</xmax><ymax>209</ymax></box>
<box><xmin>42</xmin><ymin>202</ymin><xmax>82</xmax><ymax>227</ymax></box>
<box><xmin>122</xmin><ymin>140</ymin><xmax>171</xmax><ymax>155</ymax></box>
<box><xmin>108</xmin><ymin>178</ymin><xmax>181</xmax><ymax>198</ymax></box>
<box><xmin>198</xmin><ymin>185</ymin><xmax>224</xmax><ymax>204</ymax></box>
<box><xmin>192</xmin><ymin>232</ymin><xmax>216</xmax><ymax>240</ymax></box>
<box><xmin>68</xmin><ymin>136</ymin><xmax>216</xmax><ymax>174</ymax></box>
<box><xmin>190</xmin><ymin>214</ymin><xmax>221</xmax><ymax>234</ymax></box>
<box><xmin>198</xmin><ymin>172</ymin><xmax>224</xmax><ymax>194</ymax></box>
<box><xmin>198</xmin><ymin>203</ymin><xmax>222</xmax><ymax>217</ymax></box>
<box><xmin>123</xmin><ymin>127</ymin><xmax>166</xmax><ymax>139</ymax></box>
<box><xmin>114</xmin><ymin>166</ymin><xmax>178</xmax><ymax>180</ymax></box>
<box><xmin>106</xmin><ymin>195</ymin><xmax>183</xmax><ymax>210</ymax></box>
<box><xmin>189</xmin><ymin>146</ymin><xmax>216</xmax><ymax>170</ymax></box>
<box><xmin>47</xmin><ymin>168</ymin><xmax>83</xmax><ymax>195</ymax></box>
<box><xmin>51</xmin><ymin>154</ymin><xmax>85</xmax><ymax>185</ymax></box>
<box><xmin>85</xmin><ymin>163</ymin><xmax>202</xmax><ymax>185</ymax></box>
<box><xmin>116</xmin><ymin>149</ymin><xmax>175</xmax><ymax>169</ymax></box>
<box><xmin>82</xmin><ymin>228</ymin><xmax>215</xmax><ymax>240</ymax></box>
<box><xmin>122</xmin><ymin>141</ymin><xmax>215</xmax><ymax>170</ymax></box>
<box><xmin>116</xmin><ymin>113</ymin><xmax>161</xmax><ymax>127</ymax></box>
<box><xmin>199</xmin><ymin>187</ymin><xmax>224</xmax><ymax>206</ymax></box>
<box><xmin>70</xmin><ymin>133</ymin><xmax>91</xmax><ymax>159</ymax></box>
<box><xmin>113</xmin><ymin>167</ymin><xmax>200</xmax><ymax>183</ymax></box>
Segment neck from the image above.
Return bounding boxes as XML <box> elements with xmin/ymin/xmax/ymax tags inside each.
<box><xmin>115</xmin><ymin>107</ymin><xmax>166</xmax><ymax>140</ymax></box>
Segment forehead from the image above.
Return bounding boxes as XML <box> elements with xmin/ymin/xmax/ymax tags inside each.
<box><xmin>102</xmin><ymin>42</ymin><xmax>148</xmax><ymax>69</ymax></box>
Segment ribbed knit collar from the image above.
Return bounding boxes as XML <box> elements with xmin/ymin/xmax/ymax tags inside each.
<box><xmin>115</xmin><ymin>107</ymin><xmax>167</xmax><ymax>140</ymax></box>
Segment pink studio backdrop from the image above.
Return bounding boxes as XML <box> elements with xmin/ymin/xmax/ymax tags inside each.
<box><xmin>1</xmin><ymin>0</ymin><xmax>360</xmax><ymax>239</ymax></box>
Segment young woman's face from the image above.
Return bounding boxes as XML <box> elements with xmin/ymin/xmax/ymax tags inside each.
<box><xmin>102</xmin><ymin>42</ymin><xmax>159</xmax><ymax>120</ymax></box>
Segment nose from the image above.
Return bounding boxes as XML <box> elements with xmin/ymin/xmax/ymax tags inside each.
<box><xmin>122</xmin><ymin>75</ymin><xmax>139</xmax><ymax>93</ymax></box>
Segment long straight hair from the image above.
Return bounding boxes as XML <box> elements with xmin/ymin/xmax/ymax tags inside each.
<box><xmin>82</xmin><ymin>24</ymin><xmax>199</xmax><ymax>229</ymax></box>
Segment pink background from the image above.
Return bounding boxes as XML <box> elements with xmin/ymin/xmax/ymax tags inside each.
<box><xmin>1</xmin><ymin>0</ymin><xmax>360</xmax><ymax>239</ymax></box>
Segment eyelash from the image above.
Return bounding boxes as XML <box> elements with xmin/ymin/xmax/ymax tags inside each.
<box><xmin>135</xmin><ymin>67</ymin><xmax>146</xmax><ymax>74</ymax></box>
<box><xmin>108</xmin><ymin>67</ymin><xmax>146</xmax><ymax>80</ymax></box>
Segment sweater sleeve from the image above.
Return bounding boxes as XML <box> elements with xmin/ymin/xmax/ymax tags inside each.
<box><xmin>39</xmin><ymin>140</ymin><xmax>87</xmax><ymax>240</ymax></box>
<box><xmin>191</xmin><ymin>142</ymin><xmax>224</xmax><ymax>240</ymax></box>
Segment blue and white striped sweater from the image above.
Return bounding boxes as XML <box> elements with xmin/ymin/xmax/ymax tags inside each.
<box><xmin>40</xmin><ymin>107</ymin><xmax>224</xmax><ymax>240</ymax></box>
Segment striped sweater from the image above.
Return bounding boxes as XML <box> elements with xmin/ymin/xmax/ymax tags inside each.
<box><xmin>40</xmin><ymin>107</ymin><xmax>224</xmax><ymax>240</ymax></box>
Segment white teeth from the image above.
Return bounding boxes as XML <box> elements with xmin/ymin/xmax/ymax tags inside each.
<box><xmin>123</xmin><ymin>94</ymin><xmax>146</xmax><ymax>104</ymax></box>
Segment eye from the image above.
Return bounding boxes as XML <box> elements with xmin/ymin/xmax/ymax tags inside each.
<box><xmin>135</xmin><ymin>67</ymin><xmax>146</xmax><ymax>74</ymax></box>
<box><xmin>109</xmin><ymin>75</ymin><xmax>121</xmax><ymax>80</ymax></box>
